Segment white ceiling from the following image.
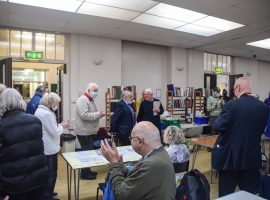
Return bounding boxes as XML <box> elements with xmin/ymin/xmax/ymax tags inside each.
<box><xmin>1</xmin><ymin>0</ymin><xmax>270</xmax><ymax>61</ymax></box>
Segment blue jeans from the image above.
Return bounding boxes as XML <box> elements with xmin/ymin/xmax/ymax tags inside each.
<box><xmin>43</xmin><ymin>154</ymin><xmax>58</xmax><ymax>199</ymax></box>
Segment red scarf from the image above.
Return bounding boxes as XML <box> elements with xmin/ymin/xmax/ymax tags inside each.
<box><xmin>84</xmin><ymin>92</ymin><xmax>93</xmax><ymax>101</ymax></box>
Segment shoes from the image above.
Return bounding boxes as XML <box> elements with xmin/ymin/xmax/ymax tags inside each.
<box><xmin>80</xmin><ymin>173</ymin><xmax>97</xmax><ymax>180</ymax></box>
<box><xmin>52</xmin><ymin>192</ymin><xmax>58</xmax><ymax>197</ymax></box>
<box><xmin>52</xmin><ymin>198</ymin><xmax>60</xmax><ymax>200</ymax></box>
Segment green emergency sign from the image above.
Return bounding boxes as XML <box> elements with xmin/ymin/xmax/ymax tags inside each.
<box><xmin>25</xmin><ymin>51</ymin><xmax>44</xmax><ymax>60</ymax></box>
<box><xmin>215</xmin><ymin>66</ymin><xmax>223</xmax><ymax>73</ymax></box>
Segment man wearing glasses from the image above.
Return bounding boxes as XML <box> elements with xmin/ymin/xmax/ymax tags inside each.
<box><xmin>101</xmin><ymin>121</ymin><xmax>176</xmax><ymax>200</ymax></box>
<box><xmin>212</xmin><ymin>77</ymin><xmax>269</xmax><ymax>197</ymax></box>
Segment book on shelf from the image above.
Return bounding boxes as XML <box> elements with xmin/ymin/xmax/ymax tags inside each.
<box><xmin>167</xmin><ymin>84</ymin><xmax>194</xmax><ymax>97</ymax></box>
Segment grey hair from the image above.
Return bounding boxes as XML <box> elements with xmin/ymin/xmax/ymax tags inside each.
<box><xmin>39</xmin><ymin>92</ymin><xmax>61</xmax><ymax>108</ymax></box>
<box><xmin>0</xmin><ymin>88</ymin><xmax>26</xmax><ymax>116</ymax></box>
<box><xmin>86</xmin><ymin>83</ymin><xmax>98</xmax><ymax>92</ymax></box>
<box><xmin>163</xmin><ymin>126</ymin><xmax>185</xmax><ymax>145</ymax></box>
<box><xmin>144</xmin><ymin>88</ymin><xmax>153</xmax><ymax>95</ymax></box>
<box><xmin>0</xmin><ymin>84</ymin><xmax>7</xmax><ymax>95</ymax></box>
<box><xmin>36</xmin><ymin>85</ymin><xmax>47</xmax><ymax>93</ymax></box>
<box><xmin>122</xmin><ymin>90</ymin><xmax>132</xmax><ymax>99</ymax></box>
<box><xmin>132</xmin><ymin>121</ymin><xmax>161</xmax><ymax>144</ymax></box>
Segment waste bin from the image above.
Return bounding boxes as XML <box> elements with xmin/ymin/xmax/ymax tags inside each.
<box><xmin>61</xmin><ymin>133</ymin><xmax>76</xmax><ymax>153</ymax></box>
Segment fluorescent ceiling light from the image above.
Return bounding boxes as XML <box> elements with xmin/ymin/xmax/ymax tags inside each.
<box><xmin>84</xmin><ymin>0</ymin><xmax>158</xmax><ymax>12</ymax></box>
<box><xmin>194</xmin><ymin>16</ymin><xmax>244</xmax><ymax>31</ymax></box>
<box><xmin>78</xmin><ymin>2</ymin><xmax>140</xmax><ymax>21</ymax></box>
<box><xmin>9</xmin><ymin>0</ymin><xmax>83</xmax><ymax>12</ymax></box>
<box><xmin>132</xmin><ymin>14</ymin><xmax>186</xmax><ymax>29</ymax></box>
<box><xmin>175</xmin><ymin>24</ymin><xmax>222</xmax><ymax>36</ymax></box>
<box><xmin>146</xmin><ymin>3</ymin><xmax>206</xmax><ymax>23</ymax></box>
<box><xmin>247</xmin><ymin>38</ymin><xmax>270</xmax><ymax>50</ymax></box>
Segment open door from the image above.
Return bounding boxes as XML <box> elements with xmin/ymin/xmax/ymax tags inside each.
<box><xmin>204</xmin><ymin>73</ymin><xmax>217</xmax><ymax>89</ymax></box>
<box><xmin>0</xmin><ymin>58</ymin><xmax>12</xmax><ymax>87</ymax></box>
<box><xmin>56</xmin><ymin>64</ymin><xmax>66</xmax><ymax>123</ymax></box>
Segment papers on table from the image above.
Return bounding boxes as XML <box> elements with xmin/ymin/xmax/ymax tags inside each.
<box><xmin>62</xmin><ymin>146</ymin><xmax>141</xmax><ymax>169</ymax></box>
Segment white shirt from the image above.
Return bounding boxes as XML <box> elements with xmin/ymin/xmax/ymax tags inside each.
<box><xmin>35</xmin><ymin>105</ymin><xmax>64</xmax><ymax>155</ymax></box>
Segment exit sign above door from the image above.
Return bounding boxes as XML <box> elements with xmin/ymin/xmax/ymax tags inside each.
<box><xmin>25</xmin><ymin>51</ymin><xmax>44</xmax><ymax>60</ymax></box>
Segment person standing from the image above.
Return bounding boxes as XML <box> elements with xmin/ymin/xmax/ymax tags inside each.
<box><xmin>0</xmin><ymin>88</ymin><xmax>48</xmax><ymax>200</ymax></box>
<box><xmin>137</xmin><ymin>88</ymin><xmax>164</xmax><ymax>133</ymax></box>
<box><xmin>35</xmin><ymin>93</ymin><xmax>69</xmax><ymax>200</ymax></box>
<box><xmin>212</xmin><ymin>77</ymin><xmax>269</xmax><ymax>197</ymax></box>
<box><xmin>0</xmin><ymin>84</ymin><xmax>6</xmax><ymax>95</ymax></box>
<box><xmin>110</xmin><ymin>90</ymin><xmax>135</xmax><ymax>146</ymax></box>
<box><xmin>74</xmin><ymin>83</ymin><xmax>105</xmax><ymax>180</ymax></box>
<box><xmin>26</xmin><ymin>85</ymin><xmax>48</xmax><ymax>114</ymax></box>
<box><xmin>206</xmin><ymin>87</ymin><xmax>223</xmax><ymax>135</ymax></box>
<box><xmin>101</xmin><ymin>121</ymin><xmax>176</xmax><ymax>200</ymax></box>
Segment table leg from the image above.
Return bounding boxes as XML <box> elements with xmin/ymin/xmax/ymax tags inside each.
<box><xmin>74</xmin><ymin>169</ymin><xmax>77</xmax><ymax>200</ymax></box>
<box><xmin>77</xmin><ymin>169</ymin><xmax>81</xmax><ymax>200</ymax></box>
<box><xmin>210</xmin><ymin>153</ymin><xmax>213</xmax><ymax>184</ymax></box>
<box><xmin>67</xmin><ymin>164</ymin><xmax>71</xmax><ymax>200</ymax></box>
<box><xmin>192</xmin><ymin>144</ymin><xmax>198</xmax><ymax>169</ymax></box>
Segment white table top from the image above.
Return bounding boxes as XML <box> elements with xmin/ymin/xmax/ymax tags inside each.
<box><xmin>62</xmin><ymin>145</ymin><xmax>141</xmax><ymax>169</ymax></box>
<box><xmin>216</xmin><ymin>191</ymin><xmax>266</xmax><ymax>200</ymax></box>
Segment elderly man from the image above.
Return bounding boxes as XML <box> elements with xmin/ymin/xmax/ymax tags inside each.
<box><xmin>101</xmin><ymin>121</ymin><xmax>176</xmax><ymax>200</ymax></box>
<box><xmin>212</xmin><ymin>77</ymin><xmax>269</xmax><ymax>197</ymax></box>
<box><xmin>75</xmin><ymin>82</ymin><xmax>105</xmax><ymax>180</ymax></box>
<box><xmin>110</xmin><ymin>90</ymin><xmax>135</xmax><ymax>146</ymax></box>
<box><xmin>137</xmin><ymin>88</ymin><xmax>164</xmax><ymax>133</ymax></box>
<box><xmin>26</xmin><ymin>85</ymin><xmax>48</xmax><ymax>114</ymax></box>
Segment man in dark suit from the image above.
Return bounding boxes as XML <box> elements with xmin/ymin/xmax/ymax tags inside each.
<box><xmin>110</xmin><ymin>90</ymin><xmax>135</xmax><ymax>146</ymax></box>
<box><xmin>213</xmin><ymin>77</ymin><xmax>269</xmax><ymax>197</ymax></box>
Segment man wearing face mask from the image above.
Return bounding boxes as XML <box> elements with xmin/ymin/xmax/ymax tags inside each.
<box><xmin>110</xmin><ymin>90</ymin><xmax>135</xmax><ymax>146</ymax></box>
<box><xmin>75</xmin><ymin>83</ymin><xmax>105</xmax><ymax>180</ymax></box>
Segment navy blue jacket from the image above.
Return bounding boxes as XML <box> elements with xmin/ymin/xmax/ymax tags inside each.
<box><xmin>213</xmin><ymin>94</ymin><xmax>269</xmax><ymax>170</ymax></box>
<box><xmin>137</xmin><ymin>98</ymin><xmax>164</xmax><ymax>132</ymax></box>
<box><xmin>26</xmin><ymin>92</ymin><xmax>43</xmax><ymax>114</ymax></box>
<box><xmin>110</xmin><ymin>100</ymin><xmax>135</xmax><ymax>139</ymax></box>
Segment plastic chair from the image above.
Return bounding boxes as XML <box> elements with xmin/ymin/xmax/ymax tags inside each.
<box><xmin>173</xmin><ymin>160</ymin><xmax>189</xmax><ymax>173</ymax></box>
<box><xmin>96</xmin><ymin>182</ymin><xmax>106</xmax><ymax>200</ymax></box>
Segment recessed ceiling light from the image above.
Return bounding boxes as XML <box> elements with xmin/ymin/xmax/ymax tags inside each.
<box><xmin>175</xmin><ymin>24</ymin><xmax>222</xmax><ymax>36</ymax></box>
<box><xmin>9</xmin><ymin>0</ymin><xmax>83</xmax><ymax>12</ymax></box>
<box><xmin>78</xmin><ymin>2</ymin><xmax>140</xmax><ymax>21</ymax></box>
<box><xmin>146</xmin><ymin>3</ymin><xmax>206</xmax><ymax>23</ymax></box>
<box><xmin>193</xmin><ymin>16</ymin><xmax>244</xmax><ymax>31</ymax></box>
<box><xmin>84</xmin><ymin>0</ymin><xmax>158</xmax><ymax>12</ymax></box>
<box><xmin>132</xmin><ymin>14</ymin><xmax>187</xmax><ymax>29</ymax></box>
<box><xmin>247</xmin><ymin>38</ymin><xmax>270</xmax><ymax>50</ymax></box>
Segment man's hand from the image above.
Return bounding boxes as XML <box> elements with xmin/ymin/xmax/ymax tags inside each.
<box><xmin>101</xmin><ymin>139</ymin><xmax>121</xmax><ymax>163</ymax></box>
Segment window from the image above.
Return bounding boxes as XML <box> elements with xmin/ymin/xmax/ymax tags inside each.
<box><xmin>56</xmin><ymin>35</ymin><xmax>65</xmax><ymax>60</ymax></box>
<box><xmin>10</xmin><ymin>30</ymin><xmax>21</xmax><ymax>57</ymax></box>
<box><xmin>0</xmin><ymin>29</ymin><xmax>9</xmax><ymax>56</ymax></box>
<box><xmin>46</xmin><ymin>34</ymin><xmax>55</xmax><ymax>59</ymax></box>
<box><xmin>204</xmin><ymin>52</ymin><xmax>231</xmax><ymax>73</ymax></box>
<box><xmin>21</xmin><ymin>31</ymin><xmax>33</xmax><ymax>56</ymax></box>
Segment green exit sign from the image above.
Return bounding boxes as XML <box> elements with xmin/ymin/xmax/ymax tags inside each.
<box><xmin>25</xmin><ymin>51</ymin><xmax>44</xmax><ymax>60</ymax></box>
<box><xmin>215</xmin><ymin>66</ymin><xmax>223</xmax><ymax>73</ymax></box>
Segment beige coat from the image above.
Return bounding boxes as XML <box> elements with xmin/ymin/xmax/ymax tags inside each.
<box><xmin>74</xmin><ymin>95</ymin><xmax>101</xmax><ymax>136</ymax></box>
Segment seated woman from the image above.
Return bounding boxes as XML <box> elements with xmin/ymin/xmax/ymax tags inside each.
<box><xmin>163</xmin><ymin>126</ymin><xmax>189</xmax><ymax>164</ymax></box>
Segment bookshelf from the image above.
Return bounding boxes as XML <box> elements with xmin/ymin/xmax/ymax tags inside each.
<box><xmin>105</xmin><ymin>85</ymin><xmax>136</xmax><ymax>130</ymax></box>
<box><xmin>193</xmin><ymin>89</ymin><xmax>206</xmax><ymax>117</ymax></box>
<box><xmin>166</xmin><ymin>85</ymin><xmax>194</xmax><ymax>122</ymax></box>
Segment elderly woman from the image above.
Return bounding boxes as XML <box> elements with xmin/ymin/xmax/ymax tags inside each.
<box><xmin>110</xmin><ymin>90</ymin><xmax>135</xmax><ymax>146</ymax></box>
<box><xmin>35</xmin><ymin>92</ymin><xmax>69</xmax><ymax>200</ymax></box>
<box><xmin>0</xmin><ymin>88</ymin><xmax>48</xmax><ymax>199</ymax></box>
<box><xmin>163</xmin><ymin>126</ymin><xmax>189</xmax><ymax>163</ymax></box>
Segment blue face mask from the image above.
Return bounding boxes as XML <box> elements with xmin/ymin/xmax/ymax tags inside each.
<box><xmin>126</xmin><ymin>99</ymin><xmax>132</xmax><ymax>105</ymax></box>
<box><xmin>91</xmin><ymin>92</ymin><xmax>98</xmax><ymax>99</ymax></box>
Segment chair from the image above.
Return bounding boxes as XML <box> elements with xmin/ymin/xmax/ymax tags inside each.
<box><xmin>96</xmin><ymin>182</ymin><xmax>106</xmax><ymax>200</ymax></box>
<box><xmin>173</xmin><ymin>160</ymin><xmax>189</xmax><ymax>173</ymax></box>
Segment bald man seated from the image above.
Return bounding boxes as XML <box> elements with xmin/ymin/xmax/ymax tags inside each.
<box><xmin>101</xmin><ymin>121</ymin><xmax>176</xmax><ymax>200</ymax></box>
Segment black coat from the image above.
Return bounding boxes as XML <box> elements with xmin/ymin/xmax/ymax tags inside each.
<box><xmin>213</xmin><ymin>94</ymin><xmax>269</xmax><ymax>170</ymax></box>
<box><xmin>0</xmin><ymin>110</ymin><xmax>48</xmax><ymax>194</ymax></box>
<box><xmin>110</xmin><ymin>100</ymin><xmax>135</xmax><ymax>139</ymax></box>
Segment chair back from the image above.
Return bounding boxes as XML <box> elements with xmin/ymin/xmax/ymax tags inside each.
<box><xmin>173</xmin><ymin>160</ymin><xmax>189</xmax><ymax>173</ymax></box>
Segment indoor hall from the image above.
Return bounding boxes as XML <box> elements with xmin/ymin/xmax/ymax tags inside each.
<box><xmin>1</xmin><ymin>0</ymin><xmax>270</xmax><ymax>200</ymax></box>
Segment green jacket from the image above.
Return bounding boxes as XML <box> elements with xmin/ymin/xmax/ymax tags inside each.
<box><xmin>109</xmin><ymin>147</ymin><xmax>176</xmax><ymax>200</ymax></box>
<box><xmin>207</xmin><ymin>95</ymin><xmax>222</xmax><ymax>117</ymax></box>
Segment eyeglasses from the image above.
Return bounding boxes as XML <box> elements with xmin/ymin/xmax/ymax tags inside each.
<box><xmin>234</xmin><ymin>85</ymin><xmax>239</xmax><ymax>90</ymax></box>
<box><xmin>129</xmin><ymin>136</ymin><xmax>141</xmax><ymax>141</ymax></box>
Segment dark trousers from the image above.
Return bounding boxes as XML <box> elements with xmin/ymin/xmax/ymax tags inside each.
<box><xmin>2</xmin><ymin>186</ymin><xmax>45</xmax><ymax>200</ymax></box>
<box><xmin>77</xmin><ymin>135</ymin><xmax>95</xmax><ymax>175</ymax></box>
<box><xmin>209</xmin><ymin>116</ymin><xmax>218</xmax><ymax>135</ymax></box>
<box><xmin>43</xmin><ymin>153</ymin><xmax>58</xmax><ymax>199</ymax></box>
<box><xmin>219</xmin><ymin>170</ymin><xmax>260</xmax><ymax>197</ymax></box>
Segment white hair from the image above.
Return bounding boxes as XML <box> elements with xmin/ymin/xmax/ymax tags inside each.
<box><xmin>39</xmin><ymin>92</ymin><xmax>61</xmax><ymax>108</ymax></box>
<box><xmin>144</xmin><ymin>88</ymin><xmax>153</xmax><ymax>95</ymax></box>
<box><xmin>0</xmin><ymin>88</ymin><xmax>26</xmax><ymax>116</ymax></box>
<box><xmin>86</xmin><ymin>83</ymin><xmax>98</xmax><ymax>92</ymax></box>
<box><xmin>0</xmin><ymin>84</ymin><xmax>7</xmax><ymax>95</ymax></box>
<box><xmin>122</xmin><ymin>90</ymin><xmax>132</xmax><ymax>99</ymax></box>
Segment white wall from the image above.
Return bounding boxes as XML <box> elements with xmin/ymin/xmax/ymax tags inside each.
<box><xmin>122</xmin><ymin>41</ymin><xmax>168</xmax><ymax>104</ymax></box>
<box><xmin>70</xmin><ymin>34</ymin><xmax>122</xmax><ymax>126</ymax></box>
<box><xmin>188</xmin><ymin>50</ymin><xmax>204</xmax><ymax>88</ymax></box>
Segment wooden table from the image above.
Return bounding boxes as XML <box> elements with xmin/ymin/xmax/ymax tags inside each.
<box><xmin>191</xmin><ymin>135</ymin><xmax>218</xmax><ymax>183</ymax></box>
